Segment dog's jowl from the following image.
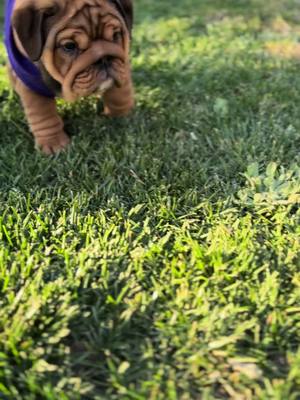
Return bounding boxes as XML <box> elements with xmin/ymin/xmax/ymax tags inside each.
<box><xmin>4</xmin><ymin>0</ymin><xmax>134</xmax><ymax>154</ymax></box>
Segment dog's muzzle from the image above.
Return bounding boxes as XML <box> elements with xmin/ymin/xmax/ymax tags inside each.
<box><xmin>61</xmin><ymin>40</ymin><xmax>125</xmax><ymax>101</ymax></box>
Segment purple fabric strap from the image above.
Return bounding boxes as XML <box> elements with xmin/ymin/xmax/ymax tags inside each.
<box><xmin>4</xmin><ymin>0</ymin><xmax>55</xmax><ymax>98</ymax></box>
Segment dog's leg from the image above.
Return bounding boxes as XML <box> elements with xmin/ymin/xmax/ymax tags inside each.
<box><xmin>103</xmin><ymin>76</ymin><xmax>134</xmax><ymax>117</ymax></box>
<box><xmin>8</xmin><ymin>67</ymin><xmax>70</xmax><ymax>155</ymax></box>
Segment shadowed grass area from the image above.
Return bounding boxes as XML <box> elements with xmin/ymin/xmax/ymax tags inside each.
<box><xmin>0</xmin><ymin>0</ymin><xmax>300</xmax><ymax>399</ymax></box>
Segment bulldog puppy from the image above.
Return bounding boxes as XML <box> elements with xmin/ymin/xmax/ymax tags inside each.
<box><xmin>4</xmin><ymin>0</ymin><xmax>134</xmax><ymax>154</ymax></box>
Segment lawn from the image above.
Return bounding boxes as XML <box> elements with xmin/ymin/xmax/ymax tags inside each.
<box><xmin>0</xmin><ymin>0</ymin><xmax>300</xmax><ymax>398</ymax></box>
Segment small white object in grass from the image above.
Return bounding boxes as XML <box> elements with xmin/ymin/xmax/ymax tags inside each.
<box><xmin>190</xmin><ymin>131</ymin><xmax>198</xmax><ymax>141</ymax></box>
<box><xmin>213</xmin><ymin>97</ymin><xmax>229</xmax><ymax>117</ymax></box>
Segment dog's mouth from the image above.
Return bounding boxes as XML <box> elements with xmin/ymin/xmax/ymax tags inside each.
<box><xmin>43</xmin><ymin>40</ymin><xmax>126</xmax><ymax>101</ymax></box>
<box><xmin>72</xmin><ymin>57</ymin><xmax>119</xmax><ymax>98</ymax></box>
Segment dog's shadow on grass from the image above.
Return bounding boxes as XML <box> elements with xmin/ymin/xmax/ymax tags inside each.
<box><xmin>1</xmin><ymin>4</ymin><xmax>300</xmax><ymax>197</ymax></box>
<box><xmin>1</xmin><ymin>45</ymin><xmax>299</xmax><ymax>200</ymax></box>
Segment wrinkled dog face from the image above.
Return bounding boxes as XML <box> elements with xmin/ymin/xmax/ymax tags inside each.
<box><xmin>12</xmin><ymin>0</ymin><xmax>133</xmax><ymax>101</ymax></box>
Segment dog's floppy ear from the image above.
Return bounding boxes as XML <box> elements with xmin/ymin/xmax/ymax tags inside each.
<box><xmin>112</xmin><ymin>0</ymin><xmax>133</xmax><ymax>34</ymax></box>
<box><xmin>12</xmin><ymin>2</ymin><xmax>59</xmax><ymax>62</ymax></box>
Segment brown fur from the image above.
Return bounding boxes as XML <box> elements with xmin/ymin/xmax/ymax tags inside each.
<box><xmin>8</xmin><ymin>0</ymin><xmax>134</xmax><ymax>154</ymax></box>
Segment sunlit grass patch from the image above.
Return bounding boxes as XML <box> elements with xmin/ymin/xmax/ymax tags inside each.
<box><xmin>265</xmin><ymin>40</ymin><xmax>300</xmax><ymax>60</ymax></box>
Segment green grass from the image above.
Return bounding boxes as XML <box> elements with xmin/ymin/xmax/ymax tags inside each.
<box><xmin>0</xmin><ymin>0</ymin><xmax>300</xmax><ymax>398</ymax></box>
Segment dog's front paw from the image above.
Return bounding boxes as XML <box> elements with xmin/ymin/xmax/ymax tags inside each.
<box><xmin>35</xmin><ymin>131</ymin><xmax>71</xmax><ymax>155</ymax></box>
<box><xmin>103</xmin><ymin>102</ymin><xmax>134</xmax><ymax>117</ymax></box>
<box><xmin>103</xmin><ymin>82</ymin><xmax>135</xmax><ymax>117</ymax></box>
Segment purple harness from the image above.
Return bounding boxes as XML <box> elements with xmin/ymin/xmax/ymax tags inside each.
<box><xmin>4</xmin><ymin>0</ymin><xmax>55</xmax><ymax>98</ymax></box>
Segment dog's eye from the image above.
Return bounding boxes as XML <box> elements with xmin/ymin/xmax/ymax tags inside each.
<box><xmin>113</xmin><ymin>31</ymin><xmax>122</xmax><ymax>43</ymax></box>
<box><xmin>62</xmin><ymin>42</ymin><xmax>78</xmax><ymax>54</ymax></box>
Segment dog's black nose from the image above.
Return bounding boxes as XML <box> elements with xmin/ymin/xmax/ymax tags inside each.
<box><xmin>95</xmin><ymin>57</ymin><xmax>113</xmax><ymax>70</ymax></box>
